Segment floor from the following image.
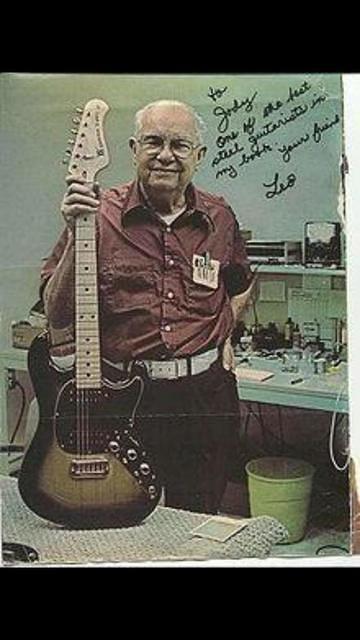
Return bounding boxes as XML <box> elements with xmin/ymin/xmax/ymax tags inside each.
<box><xmin>269</xmin><ymin>528</ymin><xmax>349</xmax><ymax>558</ymax></box>
<box><xmin>216</xmin><ymin>399</ymin><xmax>351</xmax><ymax>559</ymax></box>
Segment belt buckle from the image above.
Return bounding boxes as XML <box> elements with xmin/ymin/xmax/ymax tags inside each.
<box><xmin>160</xmin><ymin>360</ymin><xmax>179</xmax><ymax>379</ymax></box>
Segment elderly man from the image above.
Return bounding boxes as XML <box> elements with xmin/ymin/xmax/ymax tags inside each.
<box><xmin>41</xmin><ymin>99</ymin><xmax>255</xmax><ymax>514</ymax></box>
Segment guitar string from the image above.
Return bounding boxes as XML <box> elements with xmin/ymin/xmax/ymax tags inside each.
<box><xmin>76</xmin><ymin>210</ymin><xmax>99</xmax><ymax>458</ymax></box>
<box><xmin>84</xmin><ymin>216</ymin><xmax>94</xmax><ymax>458</ymax></box>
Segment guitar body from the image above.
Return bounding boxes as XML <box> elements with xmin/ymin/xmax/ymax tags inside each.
<box><xmin>19</xmin><ymin>335</ymin><xmax>161</xmax><ymax>527</ymax></box>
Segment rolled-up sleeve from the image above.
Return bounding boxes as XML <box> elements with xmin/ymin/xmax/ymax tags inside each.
<box><xmin>40</xmin><ymin>228</ymin><xmax>69</xmax><ymax>301</ymax></box>
<box><xmin>40</xmin><ymin>228</ymin><xmax>75</xmax><ymax>354</ymax></box>
<box><xmin>223</xmin><ymin>216</ymin><xmax>253</xmax><ymax>298</ymax></box>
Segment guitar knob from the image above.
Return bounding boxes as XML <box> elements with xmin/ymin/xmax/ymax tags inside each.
<box><xmin>140</xmin><ymin>462</ymin><xmax>150</xmax><ymax>476</ymax></box>
<box><xmin>127</xmin><ymin>449</ymin><xmax>137</xmax><ymax>461</ymax></box>
<box><xmin>109</xmin><ymin>441</ymin><xmax>120</xmax><ymax>453</ymax></box>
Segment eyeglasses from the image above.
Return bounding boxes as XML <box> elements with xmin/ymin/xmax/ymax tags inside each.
<box><xmin>136</xmin><ymin>135</ymin><xmax>201</xmax><ymax>159</ymax></box>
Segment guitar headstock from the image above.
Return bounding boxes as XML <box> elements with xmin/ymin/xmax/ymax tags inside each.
<box><xmin>65</xmin><ymin>99</ymin><xmax>110</xmax><ymax>182</ymax></box>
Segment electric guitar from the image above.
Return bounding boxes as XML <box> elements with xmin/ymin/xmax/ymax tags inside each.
<box><xmin>18</xmin><ymin>99</ymin><xmax>161</xmax><ymax>527</ymax></box>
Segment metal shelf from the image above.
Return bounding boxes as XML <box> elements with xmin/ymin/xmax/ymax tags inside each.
<box><xmin>251</xmin><ymin>264</ymin><xmax>346</xmax><ymax>277</ymax></box>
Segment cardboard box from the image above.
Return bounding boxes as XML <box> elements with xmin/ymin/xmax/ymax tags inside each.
<box><xmin>12</xmin><ymin>323</ymin><xmax>44</xmax><ymax>349</ymax></box>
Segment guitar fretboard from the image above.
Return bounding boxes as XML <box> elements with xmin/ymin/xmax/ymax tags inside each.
<box><xmin>75</xmin><ymin>213</ymin><xmax>101</xmax><ymax>388</ymax></box>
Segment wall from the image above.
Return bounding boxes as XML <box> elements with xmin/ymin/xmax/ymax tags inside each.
<box><xmin>0</xmin><ymin>73</ymin><xmax>345</xmax><ymax>347</ymax></box>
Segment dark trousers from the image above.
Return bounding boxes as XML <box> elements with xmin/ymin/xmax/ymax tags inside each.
<box><xmin>134</xmin><ymin>360</ymin><xmax>241</xmax><ymax>515</ymax></box>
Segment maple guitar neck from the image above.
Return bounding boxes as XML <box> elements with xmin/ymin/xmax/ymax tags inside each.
<box><xmin>75</xmin><ymin>211</ymin><xmax>101</xmax><ymax>388</ymax></box>
<box><xmin>64</xmin><ymin>98</ymin><xmax>110</xmax><ymax>390</ymax></box>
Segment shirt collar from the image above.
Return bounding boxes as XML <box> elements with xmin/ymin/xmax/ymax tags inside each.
<box><xmin>122</xmin><ymin>181</ymin><xmax>216</xmax><ymax>231</ymax></box>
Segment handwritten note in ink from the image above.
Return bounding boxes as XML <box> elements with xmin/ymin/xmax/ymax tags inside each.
<box><xmin>205</xmin><ymin>77</ymin><xmax>341</xmax><ymax>202</ymax></box>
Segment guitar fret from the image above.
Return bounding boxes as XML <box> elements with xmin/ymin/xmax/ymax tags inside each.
<box><xmin>77</xmin><ymin>352</ymin><xmax>100</xmax><ymax>356</ymax></box>
<box><xmin>77</xmin><ymin>362</ymin><xmax>101</xmax><ymax>368</ymax></box>
<box><xmin>76</xmin><ymin>266</ymin><xmax>97</xmax><ymax>276</ymax></box>
<box><xmin>77</xmin><ymin>253</ymin><xmax>97</xmax><ymax>264</ymax></box>
<box><xmin>76</xmin><ymin>328</ymin><xmax>99</xmax><ymax>335</ymax></box>
<box><xmin>76</xmin><ymin>280</ymin><xmax>97</xmax><ymax>288</ymax></box>
<box><xmin>76</xmin><ymin>301</ymin><xmax>98</xmax><ymax>309</ymax></box>
<box><xmin>76</xmin><ymin>218</ymin><xmax>96</xmax><ymax>228</ymax></box>
<box><xmin>76</xmin><ymin>317</ymin><xmax>98</xmax><ymax>322</ymax></box>
<box><xmin>75</xmin><ymin>286</ymin><xmax>97</xmax><ymax>293</ymax></box>
<box><xmin>77</xmin><ymin>353</ymin><xmax>100</xmax><ymax>359</ymax></box>
<box><xmin>75</xmin><ymin>241</ymin><xmax>96</xmax><ymax>249</ymax></box>
<box><xmin>76</xmin><ymin>303</ymin><xmax>98</xmax><ymax>311</ymax></box>
<box><xmin>76</xmin><ymin>383</ymin><xmax>102</xmax><ymax>389</ymax></box>
<box><xmin>76</xmin><ymin>316</ymin><xmax>98</xmax><ymax>321</ymax></box>
<box><xmin>76</xmin><ymin>230</ymin><xmax>96</xmax><ymax>240</ymax></box>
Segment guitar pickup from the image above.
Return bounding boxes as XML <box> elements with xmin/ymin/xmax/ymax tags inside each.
<box><xmin>70</xmin><ymin>457</ymin><xmax>109</xmax><ymax>479</ymax></box>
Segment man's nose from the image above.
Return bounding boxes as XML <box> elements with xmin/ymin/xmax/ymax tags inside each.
<box><xmin>156</xmin><ymin>142</ymin><xmax>176</xmax><ymax>161</ymax></box>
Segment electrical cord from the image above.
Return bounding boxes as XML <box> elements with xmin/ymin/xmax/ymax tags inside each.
<box><xmin>315</xmin><ymin>544</ymin><xmax>349</xmax><ymax>556</ymax></box>
<box><xmin>8</xmin><ymin>380</ymin><xmax>26</xmax><ymax>448</ymax></box>
<box><xmin>328</xmin><ymin>383</ymin><xmax>349</xmax><ymax>472</ymax></box>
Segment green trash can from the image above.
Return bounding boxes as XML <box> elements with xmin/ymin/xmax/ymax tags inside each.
<box><xmin>245</xmin><ymin>457</ymin><xmax>315</xmax><ymax>544</ymax></box>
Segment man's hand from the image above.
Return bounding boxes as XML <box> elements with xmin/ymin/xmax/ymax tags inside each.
<box><xmin>61</xmin><ymin>176</ymin><xmax>100</xmax><ymax>229</ymax></box>
<box><xmin>222</xmin><ymin>336</ymin><xmax>236</xmax><ymax>372</ymax></box>
<box><xmin>223</xmin><ymin>276</ymin><xmax>258</xmax><ymax>372</ymax></box>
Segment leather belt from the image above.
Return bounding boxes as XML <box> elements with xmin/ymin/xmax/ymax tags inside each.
<box><xmin>104</xmin><ymin>347</ymin><xmax>220</xmax><ymax>380</ymax></box>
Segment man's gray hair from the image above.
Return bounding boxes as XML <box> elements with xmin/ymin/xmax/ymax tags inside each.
<box><xmin>134</xmin><ymin>100</ymin><xmax>206</xmax><ymax>144</ymax></box>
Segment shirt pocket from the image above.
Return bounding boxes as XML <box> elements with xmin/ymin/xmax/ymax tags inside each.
<box><xmin>99</xmin><ymin>260</ymin><xmax>156</xmax><ymax>313</ymax></box>
<box><xmin>185</xmin><ymin>278</ymin><xmax>223</xmax><ymax>317</ymax></box>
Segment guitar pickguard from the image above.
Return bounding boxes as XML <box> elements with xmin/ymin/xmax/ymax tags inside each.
<box><xmin>54</xmin><ymin>377</ymin><xmax>159</xmax><ymax>502</ymax></box>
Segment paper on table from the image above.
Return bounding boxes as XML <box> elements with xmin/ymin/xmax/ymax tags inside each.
<box><xmin>235</xmin><ymin>368</ymin><xmax>275</xmax><ymax>382</ymax></box>
<box><xmin>189</xmin><ymin>515</ymin><xmax>249</xmax><ymax>543</ymax></box>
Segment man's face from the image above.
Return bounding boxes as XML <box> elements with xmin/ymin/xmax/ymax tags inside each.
<box><xmin>129</xmin><ymin>105</ymin><xmax>206</xmax><ymax>195</ymax></box>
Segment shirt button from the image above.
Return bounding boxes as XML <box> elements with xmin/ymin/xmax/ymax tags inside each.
<box><xmin>167</xmin><ymin>258</ymin><xmax>175</xmax><ymax>267</ymax></box>
<box><xmin>166</xmin><ymin>226</ymin><xmax>172</xmax><ymax>233</ymax></box>
<box><xmin>164</xmin><ymin>324</ymin><xmax>172</xmax><ymax>332</ymax></box>
<box><xmin>167</xmin><ymin>291</ymin><xmax>174</xmax><ymax>300</ymax></box>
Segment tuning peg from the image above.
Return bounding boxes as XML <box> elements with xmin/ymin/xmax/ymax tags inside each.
<box><xmin>62</xmin><ymin>158</ymin><xmax>69</xmax><ymax>164</ymax></box>
<box><xmin>75</xmin><ymin>107</ymin><xmax>83</xmax><ymax>114</ymax></box>
<box><xmin>67</xmin><ymin>138</ymin><xmax>75</xmax><ymax>145</ymax></box>
<box><xmin>71</xmin><ymin>128</ymin><xmax>78</xmax><ymax>135</ymax></box>
<box><xmin>65</xmin><ymin>149</ymin><xmax>72</xmax><ymax>155</ymax></box>
<box><xmin>72</xmin><ymin>117</ymin><xmax>81</xmax><ymax>124</ymax></box>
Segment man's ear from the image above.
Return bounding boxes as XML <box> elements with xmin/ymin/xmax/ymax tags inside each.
<box><xmin>195</xmin><ymin>145</ymin><xmax>207</xmax><ymax>170</ymax></box>
<box><xmin>129</xmin><ymin>137</ymin><xmax>137</xmax><ymax>165</ymax></box>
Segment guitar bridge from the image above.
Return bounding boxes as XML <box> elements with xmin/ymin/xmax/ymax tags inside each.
<box><xmin>70</xmin><ymin>457</ymin><xmax>109</xmax><ymax>479</ymax></box>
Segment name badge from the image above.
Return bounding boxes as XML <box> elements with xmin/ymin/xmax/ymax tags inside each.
<box><xmin>192</xmin><ymin>253</ymin><xmax>220</xmax><ymax>290</ymax></box>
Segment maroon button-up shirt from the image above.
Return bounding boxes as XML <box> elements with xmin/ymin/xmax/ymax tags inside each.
<box><xmin>41</xmin><ymin>181</ymin><xmax>252</xmax><ymax>361</ymax></box>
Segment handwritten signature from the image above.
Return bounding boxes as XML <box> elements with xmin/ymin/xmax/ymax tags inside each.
<box><xmin>263</xmin><ymin>172</ymin><xmax>297</xmax><ymax>199</ymax></box>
